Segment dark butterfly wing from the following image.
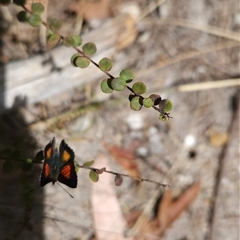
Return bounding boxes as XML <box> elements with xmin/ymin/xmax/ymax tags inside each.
<box><xmin>58</xmin><ymin>161</ymin><xmax>78</xmax><ymax>188</ymax></box>
<box><xmin>40</xmin><ymin>137</ymin><xmax>56</xmax><ymax>186</ymax></box>
<box><xmin>40</xmin><ymin>162</ymin><xmax>53</xmax><ymax>186</ymax></box>
<box><xmin>58</xmin><ymin>139</ymin><xmax>78</xmax><ymax>188</ymax></box>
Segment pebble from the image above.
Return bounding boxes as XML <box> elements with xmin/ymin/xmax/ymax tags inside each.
<box><xmin>126</xmin><ymin>113</ymin><xmax>144</xmax><ymax>130</ymax></box>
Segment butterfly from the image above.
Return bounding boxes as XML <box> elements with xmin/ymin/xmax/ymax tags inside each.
<box><xmin>40</xmin><ymin>137</ymin><xmax>78</xmax><ymax>188</ymax></box>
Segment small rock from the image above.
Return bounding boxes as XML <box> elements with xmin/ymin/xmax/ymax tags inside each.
<box><xmin>184</xmin><ymin>134</ymin><xmax>196</xmax><ymax>148</ymax></box>
<box><xmin>136</xmin><ymin>146</ymin><xmax>149</xmax><ymax>157</ymax></box>
<box><xmin>126</xmin><ymin>113</ymin><xmax>144</xmax><ymax>130</ymax></box>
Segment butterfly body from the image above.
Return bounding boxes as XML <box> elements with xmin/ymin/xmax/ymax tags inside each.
<box><xmin>40</xmin><ymin>137</ymin><xmax>78</xmax><ymax>188</ymax></box>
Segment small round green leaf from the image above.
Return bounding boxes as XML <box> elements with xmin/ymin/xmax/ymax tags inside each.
<box><xmin>111</xmin><ymin>77</ymin><xmax>126</xmax><ymax>91</ymax></box>
<box><xmin>0</xmin><ymin>147</ymin><xmax>12</xmax><ymax>157</ymax></box>
<box><xmin>72</xmin><ymin>35</ymin><xmax>82</xmax><ymax>46</ymax></box>
<box><xmin>48</xmin><ymin>33</ymin><xmax>61</xmax><ymax>48</ymax></box>
<box><xmin>31</xmin><ymin>3</ymin><xmax>45</xmax><ymax>15</ymax></box>
<box><xmin>70</xmin><ymin>53</ymin><xmax>79</xmax><ymax>67</ymax></box>
<box><xmin>89</xmin><ymin>170</ymin><xmax>99</xmax><ymax>182</ymax></box>
<box><xmin>159</xmin><ymin>99</ymin><xmax>173</xmax><ymax>112</ymax></box>
<box><xmin>101</xmin><ymin>78</ymin><xmax>113</xmax><ymax>93</ymax></box>
<box><xmin>22</xmin><ymin>159</ymin><xmax>33</xmax><ymax>172</ymax></box>
<box><xmin>149</xmin><ymin>94</ymin><xmax>161</xmax><ymax>105</ymax></box>
<box><xmin>128</xmin><ymin>94</ymin><xmax>135</xmax><ymax>102</ymax></box>
<box><xmin>130</xmin><ymin>96</ymin><xmax>143</xmax><ymax>111</ymax></box>
<box><xmin>49</xmin><ymin>18</ymin><xmax>62</xmax><ymax>32</ymax></box>
<box><xmin>74</xmin><ymin>161</ymin><xmax>80</xmax><ymax>173</ymax></box>
<box><xmin>2</xmin><ymin>160</ymin><xmax>14</xmax><ymax>173</ymax></box>
<box><xmin>10</xmin><ymin>149</ymin><xmax>21</xmax><ymax>159</ymax></box>
<box><xmin>75</xmin><ymin>56</ymin><xmax>90</xmax><ymax>68</ymax></box>
<box><xmin>143</xmin><ymin>97</ymin><xmax>154</xmax><ymax>108</ymax></box>
<box><xmin>158</xmin><ymin>114</ymin><xmax>168</xmax><ymax>122</ymax></box>
<box><xmin>34</xmin><ymin>150</ymin><xmax>44</xmax><ymax>162</ymax></box>
<box><xmin>82</xmin><ymin>42</ymin><xmax>97</xmax><ymax>56</ymax></box>
<box><xmin>99</xmin><ymin>58</ymin><xmax>112</xmax><ymax>72</ymax></box>
<box><xmin>28</xmin><ymin>13</ymin><xmax>41</xmax><ymax>27</ymax></box>
<box><xmin>132</xmin><ymin>82</ymin><xmax>146</xmax><ymax>94</ymax></box>
<box><xmin>83</xmin><ymin>160</ymin><xmax>95</xmax><ymax>167</ymax></box>
<box><xmin>17</xmin><ymin>11</ymin><xmax>29</xmax><ymax>22</ymax></box>
<box><xmin>63</xmin><ymin>36</ymin><xmax>75</xmax><ymax>47</ymax></box>
<box><xmin>120</xmin><ymin>69</ymin><xmax>134</xmax><ymax>83</ymax></box>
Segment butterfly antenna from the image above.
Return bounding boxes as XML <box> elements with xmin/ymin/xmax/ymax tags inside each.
<box><xmin>57</xmin><ymin>182</ymin><xmax>74</xmax><ymax>198</ymax></box>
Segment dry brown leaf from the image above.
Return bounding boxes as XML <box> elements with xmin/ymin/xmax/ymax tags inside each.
<box><xmin>132</xmin><ymin>183</ymin><xmax>200</xmax><ymax>239</ymax></box>
<box><xmin>67</xmin><ymin>0</ymin><xmax>111</xmax><ymax>22</ymax></box>
<box><xmin>124</xmin><ymin>209</ymin><xmax>142</xmax><ymax>227</ymax></box>
<box><xmin>156</xmin><ymin>183</ymin><xmax>201</xmax><ymax>236</ymax></box>
<box><xmin>103</xmin><ymin>143</ymin><xmax>141</xmax><ymax>179</ymax></box>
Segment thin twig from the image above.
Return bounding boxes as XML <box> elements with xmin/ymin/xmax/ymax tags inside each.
<box><xmin>177</xmin><ymin>79</ymin><xmax>240</xmax><ymax>92</ymax></box>
<box><xmin>77</xmin><ymin>163</ymin><xmax>170</xmax><ymax>188</ymax></box>
<box><xmin>168</xmin><ymin>18</ymin><xmax>240</xmax><ymax>42</ymax></box>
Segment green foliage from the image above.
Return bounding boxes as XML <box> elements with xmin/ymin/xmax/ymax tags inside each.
<box><xmin>28</xmin><ymin>14</ymin><xmax>41</xmax><ymax>27</ymax></box>
<box><xmin>132</xmin><ymin>82</ymin><xmax>146</xmax><ymax>94</ymax></box>
<box><xmin>48</xmin><ymin>33</ymin><xmax>61</xmax><ymax>48</ymax></box>
<box><xmin>31</xmin><ymin>2</ymin><xmax>45</xmax><ymax>15</ymax></box>
<box><xmin>159</xmin><ymin>99</ymin><xmax>173</xmax><ymax>112</ymax></box>
<box><xmin>71</xmin><ymin>35</ymin><xmax>82</xmax><ymax>47</ymax></box>
<box><xmin>49</xmin><ymin>18</ymin><xmax>62</xmax><ymax>32</ymax></box>
<box><xmin>89</xmin><ymin>170</ymin><xmax>99</xmax><ymax>182</ymax></box>
<box><xmin>17</xmin><ymin>11</ymin><xmax>29</xmax><ymax>22</ymax></box>
<box><xmin>143</xmin><ymin>97</ymin><xmax>154</xmax><ymax>108</ymax></box>
<box><xmin>130</xmin><ymin>96</ymin><xmax>143</xmax><ymax>111</ymax></box>
<box><xmin>83</xmin><ymin>160</ymin><xmax>95</xmax><ymax>167</ymax></box>
<box><xmin>101</xmin><ymin>78</ymin><xmax>113</xmax><ymax>93</ymax></box>
<box><xmin>63</xmin><ymin>36</ymin><xmax>75</xmax><ymax>47</ymax></box>
<box><xmin>0</xmin><ymin>1</ymin><xmax>174</xmax><ymax>198</ymax></box>
<box><xmin>82</xmin><ymin>42</ymin><xmax>97</xmax><ymax>56</ymax></box>
<box><xmin>158</xmin><ymin>114</ymin><xmax>168</xmax><ymax>121</ymax></box>
<box><xmin>71</xmin><ymin>53</ymin><xmax>79</xmax><ymax>67</ymax></box>
<box><xmin>63</xmin><ymin>35</ymin><xmax>83</xmax><ymax>48</ymax></box>
<box><xmin>111</xmin><ymin>77</ymin><xmax>126</xmax><ymax>91</ymax></box>
<box><xmin>120</xmin><ymin>69</ymin><xmax>134</xmax><ymax>83</ymax></box>
<box><xmin>71</xmin><ymin>54</ymin><xmax>90</xmax><ymax>68</ymax></box>
<box><xmin>74</xmin><ymin>161</ymin><xmax>80</xmax><ymax>172</ymax></box>
<box><xmin>99</xmin><ymin>58</ymin><xmax>112</xmax><ymax>72</ymax></box>
<box><xmin>13</xmin><ymin>1</ymin><xmax>173</xmax><ymax>120</ymax></box>
<box><xmin>75</xmin><ymin>56</ymin><xmax>90</xmax><ymax>68</ymax></box>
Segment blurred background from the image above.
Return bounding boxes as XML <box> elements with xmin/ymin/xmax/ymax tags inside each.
<box><xmin>0</xmin><ymin>0</ymin><xmax>239</xmax><ymax>239</ymax></box>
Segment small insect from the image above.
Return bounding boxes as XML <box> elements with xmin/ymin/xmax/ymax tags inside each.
<box><xmin>40</xmin><ymin>137</ymin><xmax>78</xmax><ymax>189</ymax></box>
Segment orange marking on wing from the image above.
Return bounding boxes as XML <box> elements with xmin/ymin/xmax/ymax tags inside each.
<box><xmin>45</xmin><ymin>148</ymin><xmax>52</xmax><ymax>159</ymax></box>
<box><xmin>44</xmin><ymin>163</ymin><xmax>50</xmax><ymax>176</ymax></box>
<box><xmin>60</xmin><ymin>165</ymin><xmax>71</xmax><ymax>179</ymax></box>
<box><xmin>62</xmin><ymin>150</ymin><xmax>71</xmax><ymax>162</ymax></box>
